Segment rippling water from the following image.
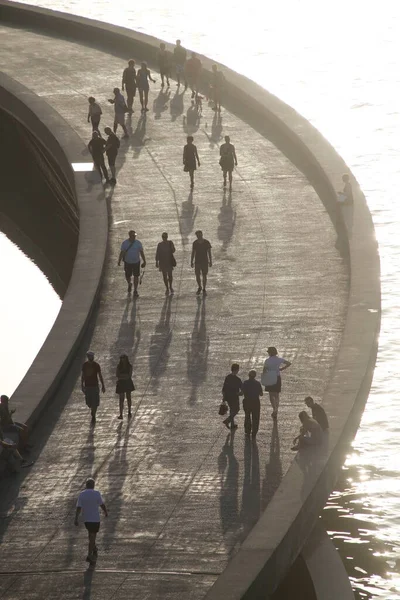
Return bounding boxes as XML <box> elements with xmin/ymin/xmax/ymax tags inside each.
<box><xmin>10</xmin><ymin>0</ymin><xmax>400</xmax><ymax>597</ymax></box>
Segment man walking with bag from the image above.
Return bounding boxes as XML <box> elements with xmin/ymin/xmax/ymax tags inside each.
<box><xmin>221</xmin><ymin>363</ymin><xmax>242</xmax><ymax>430</ymax></box>
<box><xmin>155</xmin><ymin>232</ymin><xmax>176</xmax><ymax>295</ymax></box>
<box><xmin>118</xmin><ymin>230</ymin><xmax>146</xmax><ymax>297</ymax></box>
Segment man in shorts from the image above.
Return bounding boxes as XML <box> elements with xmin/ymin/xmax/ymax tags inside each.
<box><xmin>118</xmin><ymin>230</ymin><xmax>146</xmax><ymax>297</ymax></box>
<box><xmin>81</xmin><ymin>351</ymin><xmax>105</xmax><ymax>424</ymax></box>
<box><xmin>173</xmin><ymin>39</ymin><xmax>187</xmax><ymax>88</ymax></box>
<box><xmin>104</xmin><ymin>127</ymin><xmax>120</xmax><ymax>185</ymax></box>
<box><xmin>108</xmin><ymin>87</ymin><xmax>129</xmax><ymax>138</ymax></box>
<box><xmin>191</xmin><ymin>230</ymin><xmax>212</xmax><ymax>295</ymax></box>
<box><xmin>155</xmin><ymin>231</ymin><xmax>176</xmax><ymax>295</ymax></box>
<box><xmin>75</xmin><ymin>478</ymin><xmax>108</xmax><ymax>565</ymax></box>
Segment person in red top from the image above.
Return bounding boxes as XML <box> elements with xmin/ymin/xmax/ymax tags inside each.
<box><xmin>81</xmin><ymin>351</ymin><xmax>105</xmax><ymax>424</ymax></box>
<box><xmin>184</xmin><ymin>52</ymin><xmax>202</xmax><ymax>98</ymax></box>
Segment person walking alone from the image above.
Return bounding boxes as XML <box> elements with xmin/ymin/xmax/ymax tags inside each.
<box><xmin>191</xmin><ymin>230</ymin><xmax>212</xmax><ymax>295</ymax></box>
<box><xmin>242</xmin><ymin>370</ymin><xmax>263</xmax><ymax>437</ymax></box>
<box><xmin>88</xmin><ymin>131</ymin><xmax>109</xmax><ymax>184</ymax></box>
<box><xmin>219</xmin><ymin>135</ymin><xmax>238</xmax><ymax>189</ymax></box>
<box><xmin>210</xmin><ymin>64</ymin><xmax>224</xmax><ymax>112</ymax></box>
<box><xmin>121</xmin><ymin>59</ymin><xmax>137</xmax><ymax>114</ymax></box>
<box><xmin>136</xmin><ymin>62</ymin><xmax>156</xmax><ymax>112</ymax></box>
<box><xmin>184</xmin><ymin>52</ymin><xmax>202</xmax><ymax>98</ymax></box>
<box><xmin>221</xmin><ymin>363</ymin><xmax>242</xmax><ymax>430</ymax></box>
<box><xmin>104</xmin><ymin>127</ymin><xmax>120</xmax><ymax>185</ymax></box>
<box><xmin>261</xmin><ymin>346</ymin><xmax>291</xmax><ymax>420</ymax></box>
<box><xmin>108</xmin><ymin>87</ymin><xmax>129</xmax><ymax>138</ymax></box>
<box><xmin>183</xmin><ymin>136</ymin><xmax>200</xmax><ymax>189</ymax></box>
<box><xmin>155</xmin><ymin>232</ymin><xmax>176</xmax><ymax>295</ymax></box>
<box><xmin>118</xmin><ymin>230</ymin><xmax>146</xmax><ymax>297</ymax></box>
<box><xmin>75</xmin><ymin>478</ymin><xmax>108</xmax><ymax>565</ymax></box>
<box><xmin>87</xmin><ymin>97</ymin><xmax>102</xmax><ymax>133</ymax></box>
<box><xmin>157</xmin><ymin>43</ymin><xmax>171</xmax><ymax>87</ymax></box>
<box><xmin>81</xmin><ymin>351</ymin><xmax>106</xmax><ymax>424</ymax></box>
<box><xmin>116</xmin><ymin>354</ymin><xmax>135</xmax><ymax>419</ymax></box>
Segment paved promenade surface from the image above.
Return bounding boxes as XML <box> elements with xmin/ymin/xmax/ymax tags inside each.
<box><xmin>0</xmin><ymin>24</ymin><xmax>348</xmax><ymax>599</ymax></box>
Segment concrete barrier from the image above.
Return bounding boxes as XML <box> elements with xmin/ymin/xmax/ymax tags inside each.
<box><xmin>0</xmin><ymin>3</ymin><xmax>380</xmax><ymax>597</ymax></box>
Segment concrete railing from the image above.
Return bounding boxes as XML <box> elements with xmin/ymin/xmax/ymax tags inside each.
<box><xmin>0</xmin><ymin>3</ymin><xmax>380</xmax><ymax>598</ymax></box>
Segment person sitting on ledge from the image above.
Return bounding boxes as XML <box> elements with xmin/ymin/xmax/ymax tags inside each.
<box><xmin>291</xmin><ymin>411</ymin><xmax>323</xmax><ymax>451</ymax></box>
<box><xmin>0</xmin><ymin>427</ymin><xmax>31</xmax><ymax>474</ymax></box>
<box><xmin>304</xmin><ymin>396</ymin><xmax>329</xmax><ymax>431</ymax></box>
<box><xmin>0</xmin><ymin>395</ymin><xmax>29</xmax><ymax>451</ymax></box>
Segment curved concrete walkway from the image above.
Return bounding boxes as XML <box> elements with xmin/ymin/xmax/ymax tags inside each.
<box><xmin>0</xmin><ymin>24</ymin><xmax>347</xmax><ymax>599</ymax></box>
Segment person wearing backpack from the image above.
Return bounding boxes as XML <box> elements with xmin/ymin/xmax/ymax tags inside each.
<box><xmin>104</xmin><ymin>127</ymin><xmax>120</xmax><ymax>185</ymax></box>
<box><xmin>155</xmin><ymin>232</ymin><xmax>176</xmax><ymax>295</ymax></box>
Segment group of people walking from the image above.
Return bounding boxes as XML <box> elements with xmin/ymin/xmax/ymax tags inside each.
<box><xmin>87</xmin><ymin>40</ymin><xmax>239</xmax><ymax>189</ymax></box>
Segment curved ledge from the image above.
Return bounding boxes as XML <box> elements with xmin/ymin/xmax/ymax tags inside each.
<box><xmin>0</xmin><ymin>71</ymin><xmax>108</xmax><ymax>428</ymax></box>
<box><xmin>0</xmin><ymin>3</ymin><xmax>380</xmax><ymax>598</ymax></box>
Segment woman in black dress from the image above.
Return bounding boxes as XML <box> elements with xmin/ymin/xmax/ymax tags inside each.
<box><xmin>183</xmin><ymin>136</ymin><xmax>200</xmax><ymax>189</ymax></box>
<box><xmin>219</xmin><ymin>135</ymin><xmax>238</xmax><ymax>189</ymax></box>
<box><xmin>116</xmin><ymin>354</ymin><xmax>135</xmax><ymax>419</ymax></box>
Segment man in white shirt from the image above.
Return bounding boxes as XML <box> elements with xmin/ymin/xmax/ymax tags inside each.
<box><xmin>118</xmin><ymin>230</ymin><xmax>147</xmax><ymax>297</ymax></box>
<box><xmin>75</xmin><ymin>478</ymin><xmax>108</xmax><ymax>565</ymax></box>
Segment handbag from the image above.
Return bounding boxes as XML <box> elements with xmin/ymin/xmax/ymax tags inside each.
<box><xmin>218</xmin><ymin>401</ymin><xmax>228</xmax><ymax>416</ymax></box>
<box><xmin>261</xmin><ymin>370</ymin><xmax>278</xmax><ymax>387</ymax></box>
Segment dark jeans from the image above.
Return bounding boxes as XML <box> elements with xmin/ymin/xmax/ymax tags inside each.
<box><xmin>93</xmin><ymin>154</ymin><xmax>108</xmax><ymax>180</ymax></box>
<box><xmin>243</xmin><ymin>398</ymin><xmax>260</xmax><ymax>435</ymax></box>
<box><xmin>225</xmin><ymin>396</ymin><xmax>240</xmax><ymax>425</ymax></box>
<box><xmin>126</xmin><ymin>86</ymin><xmax>136</xmax><ymax>111</ymax></box>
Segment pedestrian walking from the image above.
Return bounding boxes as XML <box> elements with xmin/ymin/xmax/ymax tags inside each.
<box><xmin>75</xmin><ymin>478</ymin><xmax>108</xmax><ymax>566</ymax></box>
<box><xmin>136</xmin><ymin>62</ymin><xmax>156</xmax><ymax>112</ymax></box>
<box><xmin>304</xmin><ymin>396</ymin><xmax>329</xmax><ymax>430</ymax></box>
<box><xmin>157</xmin><ymin>43</ymin><xmax>171</xmax><ymax>87</ymax></box>
<box><xmin>87</xmin><ymin>97</ymin><xmax>102</xmax><ymax>133</ymax></box>
<box><xmin>108</xmin><ymin>87</ymin><xmax>129</xmax><ymax>137</ymax></box>
<box><xmin>104</xmin><ymin>127</ymin><xmax>120</xmax><ymax>185</ymax></box>
<box><xmin>242</xmin><ymin>370</ymin><xmax>263</xmax><ymax>437</ymax></box>
<box><xmin>210</xmin><ymin>64</ymin><xmax>224</xmax><ymax>112</ymax></box>
<box><xmin>219</xmin><ymin>135</ymin><xmax>238</xmax><ymax>189</ymax></box>
<box><xmin>291</xmin><ymin>411</ymin><xmax>323</xmax><ymax>451</ymax></box>
<box><xmin>88</xmin><ymin>131</ymin><xmax>109</xmax><ymax>184</ymax></box>
<box><xmin>116</xmin><ymin>354</ymin><xmax>135</xmax><ymax>419</ymax></box>
<box><xmin>183</xmin><ymin>136</ymin><xmax>200</xmax><ymax>189</ymax></box>
<box><xmin>261</xmin><ymin>347</ymin><xmax>291</xmax><ymax>420</ymax></box>
<box><xmin>118</xmin><ymin>230</ymin><xmax>146</xmax><ymax>297</ymax></box>
<box><xmin>155</xmin><ymin>232</ymin><xmax>176</xmax><ymax>295</ymax></box>
<box><xmin>173</xmin><ymin>39</ymin><xmax>187</xmax><ymax>87</ymax></box>
<box><xmin>121</xmin><ymin>59</ymin><xmax>137</xmax><ymax>114</ymax></box>
<box><xmin>81</xmin><ymin>351</ymin><xmax>106</xmax><ymax>424</ymax></box>
<box><xmin>191</xmin><ymin>230</ymin><xmax>212</xmax><ymax>295</ymax></box>
<box><xmin>221</xmin><ymin>363</ymin><xmax>242</xmax><ymax>430</ymax></box>
<box><xmin>184</xmin><ymin>51</ymin><xmax>202</xmax><ymax>98</ymax></box>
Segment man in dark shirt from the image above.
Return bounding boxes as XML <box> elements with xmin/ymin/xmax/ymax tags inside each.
<box><xmin>173</xmin><ymin>39</ymin><xmax>187</xmax><ymax>88</ymax></box>
<box><xmin>104</xmin><ymin>127</ymin><xmax>120</xmax><ymax>185</ymax></box>
<box><xmin>242</xmin><ymin>370</ymin><xmax>263</xmax><ymax>437</ymax></box>
<box><xmin>121</xmin><ymin>59</ymin><xmax>137</xmax><ymax>113</ymax></box>
<box><xmin>222</xmin><ymin>363</ymin><xmax>242</xmax><ymax>430</ymax></box>
<box><xmin>155</xmin><ymin>232</ymin><xmax>176</xmax><ymax>295</ymax></box>
<box><xmin>88</xmin><ymin>132</ymin><xmax>109</xmax><ymax>183</ymax></box>
<box><xmin>305</xmin><ymin>396</ymin><xmax>329</xmax><ymax>431</ymax></box>
<box><xmin>191</xmin><ymin>230</ymin><xmax>212</xmax><ymax>295</ymax></box>
<box><xmin>157</xmin><ymin>43</ymin><xmax>171</xmax><ymax>87</ymax></box>
<box><xmin>81</xmin><ymin>351</ymin><xmax>105</xmax><ymax>423</ymax></box>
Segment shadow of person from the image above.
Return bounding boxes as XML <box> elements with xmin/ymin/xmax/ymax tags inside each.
<box><xmin>218</xmin><ymin>432</ymin><xmax>240</xmax><ymax>537</ymax></box>
<box><xmin>183</xmin><ymin>101</ymin><xmax>200</xmax><ymax>135</ymax></box>
<box><xmin>103</xmin><ymin>422</ymin><xmax>128</xmax><ymax>552</ymax></box>
<box><xmin>170</xmin><ymin>88</ymin><xmax>185</xmax><ymax>122</ymax></box>
<box><xmin>261</xmin><ymin>421</ymin><xmax>283</xmax><ymax>511</ymax></box>
<box><xmin>149</xmin><ymin>296</ymin><xmax>173</xmax><ymax>391</ymax></box>
<box><xmin>179</xmin><ymin>192</ymin><xmax>198</xmax><ymax>246</ymax></box>
<box><xmin>187</xmin><ymin>297</ymin><xmax>209</xmax><ymax>404</ymax></box>
<box><xmin>109</xmin><ymin>298</ymin><xmax>141</xmax><ymax>383</ymax></box>
<box><xmin>240</xmin><ymin>437</ymin><xmax>260</xmax><ymax>538</ymax></box>
<box><xmin>82</xmin><ymin>568</ymin><xmax>94</xmax><ymax>599</ymax></box>
<box><xmin>153</xmin><ymin>87</ymin><xmax>171</xmax><ymax>119</ymax></box>
<box><xmin>131</xmin><ymin>114</ymin><xmax>151</xmax><ymax>159</ymax></box>
<box><xmin>218</xmin><ymin>190</ymin><xmax>236</xmax><ymax>251</ymax></box>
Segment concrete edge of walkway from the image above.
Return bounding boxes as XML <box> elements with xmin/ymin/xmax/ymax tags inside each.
<box><xmin>0</xmin><ymin>71</ymin><xmax>108</xmax><ymax>428</ymax></box>
<box><xmin>0</xmin><ymin>2</ymin><xmax>381</xmax><ymax>597</ymax></box>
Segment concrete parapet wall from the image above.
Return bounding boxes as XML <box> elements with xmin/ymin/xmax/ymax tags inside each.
<box><xmin>0</xmin><ymin>2</ymin><xmax>380</xmax><ymax>597</ymax></box>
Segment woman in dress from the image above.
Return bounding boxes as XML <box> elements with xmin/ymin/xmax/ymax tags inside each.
<box><xmin>183</xmin><ymin>136</ymin><xmax>200</xmax><ymax>189</ymax></box>
<box><xmin>136</xmin><ymin>61</ymin><xmax>156</xmax><ymax>112</ymax></box>
<box><xmin>219</xmin><ymin>136</ymin><xmax>237</xmax><ymax>189</ymax></box>
<box><xmin>261</xmin><ymin>347</ymin><xmax>291</xmax><ymax>420</ymax></box>
<box><xmin>116</xmin><ymin>354</ymin><xmax>135</xmax><ymax>419</ymax></box>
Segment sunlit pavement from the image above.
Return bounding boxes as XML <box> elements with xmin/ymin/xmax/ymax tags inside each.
<box><xmin>0</xmin><ymin>25</ymin><xmax>348</xmax><ymax>599</ymax></box>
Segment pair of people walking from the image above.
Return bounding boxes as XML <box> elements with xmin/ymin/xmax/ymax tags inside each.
<box><xmin>88</xmin><ymin>128</ymin><xmax>120</xmax><ymax>185</ymax></box>
<box><xmin>221</xmin><ymin>364</ymin><xmax>263</xmax><ymax>436</ymax></box>
<box><xmin>183</xmin><ymin>135</ymin><xmax>238</xmax><ymax>189</ymax></box>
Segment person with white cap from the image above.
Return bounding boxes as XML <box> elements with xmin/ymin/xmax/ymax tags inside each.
<box><xmin>81</xmin><ymin>351</ymin><xmax>105</xmax><ymax>424</ymax></box>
